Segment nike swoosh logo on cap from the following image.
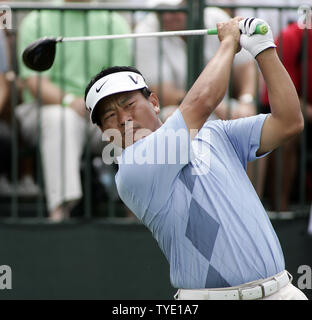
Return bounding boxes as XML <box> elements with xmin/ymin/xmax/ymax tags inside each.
<box><xmin>128</xmin><ymin>75</ymin><xmax>138</xmax><ymax>84</ymax></box>
<box><xmin>95</xmin><ymin>80</ymin><xmax>108</xmax><ymax>93</ymax></box>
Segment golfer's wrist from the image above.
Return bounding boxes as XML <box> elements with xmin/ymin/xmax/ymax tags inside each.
<box><xmin>255</xmin><ymin>46</ymin><xmax>276</xmax><ymax>62</ymax></box>
<box><xmin>221</xmin><ymin>36</ymin><xmax>239</xmax><ymax>52</ymax></box>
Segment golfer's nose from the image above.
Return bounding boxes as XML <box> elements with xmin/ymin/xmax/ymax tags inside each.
<box><xmin>118</xmin><ymin>107</ymin><xmax>132</xmax><ymax>126</ymax></box>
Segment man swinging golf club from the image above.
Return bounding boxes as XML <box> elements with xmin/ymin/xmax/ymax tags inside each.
<box><xmin>85</xmin><ymin>17</ymin><xmax>308</xmax><ymax>300</ymax></box>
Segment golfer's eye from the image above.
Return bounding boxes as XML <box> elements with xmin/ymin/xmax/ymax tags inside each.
<box><xmin>104</xmin><ymin>112</ymin><xmax>116</xmax><ymax>121</ymax></box>
<box><xmin>124</xmin><ymin>101</ymin><xmax>134</xmax><ymax>110</ymax></box>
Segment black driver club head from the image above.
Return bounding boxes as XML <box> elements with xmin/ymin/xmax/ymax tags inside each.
<box><xmin>22</xmin><ymin>37</ymin><xmax>58</xmax><ymax>72</ymax></box>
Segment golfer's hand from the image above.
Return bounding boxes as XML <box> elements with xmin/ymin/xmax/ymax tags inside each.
<box><xmin>239</xmin><ymin>18</ymin><xmax>276</xmax><ymax>58</ymax></box>
<box><xmin>217</xmin><ymin>16</ymin><xmax>242</xmax><ymax>53</ymax></box>
<box><xmin>69</xmin><ymin>97</ymin><xmax>86</xmax><ymax>118</ymax></box>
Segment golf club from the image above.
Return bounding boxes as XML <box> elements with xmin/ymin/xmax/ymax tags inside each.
<box><xmin>22</xmin><ymin>24</ymin><xmax>268</xmax><ymax>72</ymax></box>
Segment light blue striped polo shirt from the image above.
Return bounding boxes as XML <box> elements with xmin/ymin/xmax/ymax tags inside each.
<box><xmin>116</xmin><ymin>109</ymin><xmax>285</xmax><ymax>289</ymax></box>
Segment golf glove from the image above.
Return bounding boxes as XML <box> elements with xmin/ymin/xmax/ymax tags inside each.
<box><xmin>239</xmin><ymin>18</ymin><xmax>276</xmax><ymax>58</ymax></box>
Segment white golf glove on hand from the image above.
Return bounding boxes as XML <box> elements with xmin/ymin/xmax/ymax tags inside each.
<box><xmin>239</xmin><ymin>18</ymin><xmax>276</xmax><ymax>58</ymax></box>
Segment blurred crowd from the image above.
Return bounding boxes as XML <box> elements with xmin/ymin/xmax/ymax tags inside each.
<box><xmin>0</xmin><ymin>0</ymin><xmax>311</xmax><ymax>225</ymax></box>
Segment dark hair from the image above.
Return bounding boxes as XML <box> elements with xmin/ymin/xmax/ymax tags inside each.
<box><xmin>85</xmin><ymin>66</ymin><xmax>151</xmax><ymax>126</ymax></box>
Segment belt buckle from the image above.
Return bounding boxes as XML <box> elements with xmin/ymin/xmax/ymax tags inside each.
<box><xmin>260</xmin><ymin>278</ymin><xmax>279</xmax><ymax>297</ymax></box>
<box><xmin>239</xmin><ymin>285</ymin><xmax>263</xmax><ymax>300</ymax></box>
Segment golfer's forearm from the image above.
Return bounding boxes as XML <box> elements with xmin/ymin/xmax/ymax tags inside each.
<box><xmin>256</xmin><ymin>49</ymin><xmax>303</xmax><ymax>129</ymax></box>
<box><xmin>180</xmin><ymin>38</ymin><xmax>236</xmax><ymax>122</ymax></box>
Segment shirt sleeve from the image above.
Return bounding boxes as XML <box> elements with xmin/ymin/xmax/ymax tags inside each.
<box><xmin>223</xmin><ymin>114</ymin><xmax>270</xmax><ymax>168</ymax></box>
<box><xmin>116</xmin><ymin>109</ymin><xmax>192</xmax><ymax>223</ymax></box>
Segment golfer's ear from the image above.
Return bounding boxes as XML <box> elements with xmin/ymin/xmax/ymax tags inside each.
<box><xmin>149</xmin><ymin>92</ymin><xmax>160</xmax><ymax>113</ymax></box>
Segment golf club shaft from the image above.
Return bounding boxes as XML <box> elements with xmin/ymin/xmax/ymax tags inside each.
<box><xmin>61</xmin><ymin>29</ymin><xmax>210</xmax><ymax>42</ymax></box>
<box><xmin>59</xmin><ymin>24</ymin><xmax>267</xmax><ymax>43</ymax></box>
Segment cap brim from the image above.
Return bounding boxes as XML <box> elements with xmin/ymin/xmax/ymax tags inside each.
<box><xmin>86</xmin><ymin>71</ymin><xmax>148</xmax><ymax>124</ymax></box>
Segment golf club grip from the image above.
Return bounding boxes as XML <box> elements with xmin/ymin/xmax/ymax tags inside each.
<box><xmin>207</xmin><ymin>23</ymin><xmax>268</xmax><ymax>35</ymax></box>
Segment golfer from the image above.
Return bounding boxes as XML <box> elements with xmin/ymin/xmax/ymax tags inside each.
<box><xmin>85</xmin><ymin>17</ymin><xmax>307</xmax><ymax>300</ymax></box>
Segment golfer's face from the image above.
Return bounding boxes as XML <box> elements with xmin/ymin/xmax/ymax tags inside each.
<box><xmin>97</xmin><ymin>90</ymin><xmax>161</xmax><ymax>148</ymax></box>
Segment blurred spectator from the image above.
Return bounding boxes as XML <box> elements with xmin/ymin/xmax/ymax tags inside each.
<box><xmin>0</xmin><ymin>29</ymin><xmax>11</xmax><ymax>195</ymax></box>
<box><xmin>4</xmin><ymin>26</ymin><xmax>41</xmax><ymax>197</ymax></box>
<box><xmin>17</xmin><ymin>0</ymin><xmax>132</xmax><ymax>221</ymax></box>
<box><xmin>261</xmin><ymin>23</ymin><xmax>312</xmax><ymax>213</ymax></box>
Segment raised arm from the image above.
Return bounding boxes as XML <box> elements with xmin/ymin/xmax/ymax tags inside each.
<box><xmin>179</xmin><ymin>17</ymin><xmax>241</xmax><ymax>138</ymax></box>
<box><xmin>238</xmin><ymin>18</ymin><xmax>303</xmax><ymax>156</ymax></box>
<box><xmin>256</xmin><ymin>49</ymin><xmax>303</xmax><ymax>155</ymax></box>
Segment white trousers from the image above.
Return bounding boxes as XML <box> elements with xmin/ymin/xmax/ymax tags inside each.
<box><xmin>16</xmin><ymin>103</ymin><xmax>103</xmax><ymax>212</ymax></box>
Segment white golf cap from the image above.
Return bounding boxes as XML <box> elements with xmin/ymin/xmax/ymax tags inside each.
<box><xmin>85</xmin><ymin>71</ymin><xmax>148</xmax><ymax>123</ymax></box>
